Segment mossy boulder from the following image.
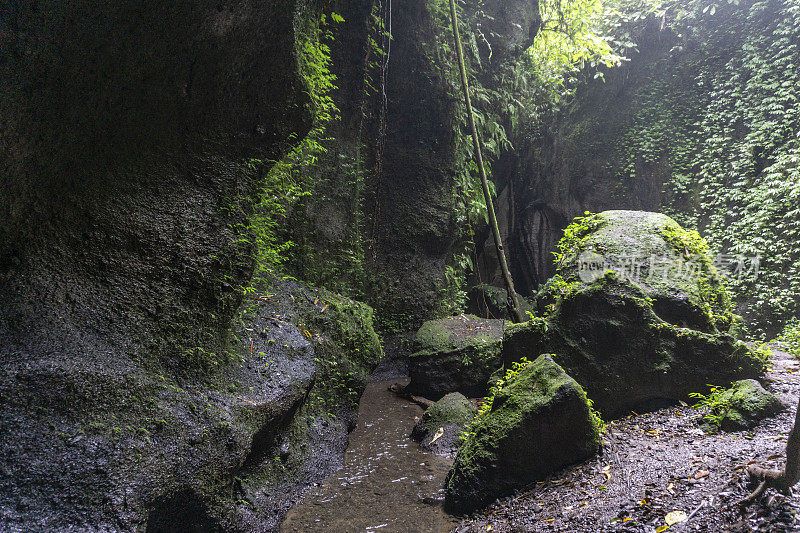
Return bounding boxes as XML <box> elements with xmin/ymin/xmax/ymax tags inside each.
<box><xmin>700</xmin><ymin>379</ymin><xmax>785</xmax><ymax>432</ymax></box>
<box><xmin>550</xmin><ymin>210</ymin><xmax>737</xmax><ymax>332</ymax></box>
<box><xmin>411</xmin><ymin>393</ymin><xmax>476</xmax><ymax>455</ymax></box>
<box><xmin>407</xmin><ymin>315</ymin><xmax>506</xmax><ymax>400</ymax></box>
<box><xmin>444</xmin><ymin>355</ymin><xmax>601</xmax><ymax>513</ymax></box>
<box><xmin>505</xmin><ymin>211</ymin><xmax>767</xmax><ymax>417</ymax></box>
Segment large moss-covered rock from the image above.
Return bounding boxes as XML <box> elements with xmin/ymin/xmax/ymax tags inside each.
<box><xmin>444</xmin><ymin>355</ymin><xmax>601</xmax><ymax>513</ymax></box>
<box><xmin>700</xmin><ymin>379</ymin><xmax>785</xmax><ymax>432</ymax></box>
<box><xmin>0</xmin><ymin>276</ymin><xmax>383</xmax><ymax>532</ymax></box>
<box><xmin>505</xmin><ymin>211</ymin><xmax>766</xmax><ymax>417</ymax></box>
<box><xmin>407</xmin><ymin>315</ymin><xmax>506</xmax><ymax>399</ymax></box>
<box><xmin>411</xmin><ymin>393</ymin><xmax>476</xmax><ymax>455</ymax></box>
<box><xmin>550</xmin><ymin>210</ymin><xmax>737</xmax><ymax>332</ymax></box>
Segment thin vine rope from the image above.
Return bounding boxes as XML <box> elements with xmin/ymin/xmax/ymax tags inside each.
<box><xmin>447</xmin><ymin>0</ymin><xmax>524</xmax><ymax>323</ymax></box>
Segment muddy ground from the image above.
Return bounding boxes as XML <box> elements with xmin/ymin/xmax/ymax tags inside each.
<box><xmin>453</xmin><ymin>345</ymin><xmax>800</xmax><ymax>532</ymax></box>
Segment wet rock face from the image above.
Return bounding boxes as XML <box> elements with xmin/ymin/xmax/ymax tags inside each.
<box><xmin>472</xmin><ymin>0</ymin><xmax>542</xmax><ymax>64</ymax></box>
<box><xmin>0</xmin><ymin>277</ymin><xmax>383</xmax><ymax>532</ymax></box>
<box><xmin>445</xmin><ymin>355</ymin><xmax>601</xmax><ymax>514</ymax></box>
<box><xmin>368</xmin><ymin>0</ymin><xmax>542</xmax><ymax>327</ymax></box>
<box><xmin>411</xmin><ymin>392</ymin><xmax>477</xmax><ymax>456</ymax></box>
<box><xmin>0</xmin><ymin>2</ymin><xmax>356</xmax><ymax>531</ymax></box>
<box><xmin>1</xmin><ymin>1</ymin><xmax>311</xmax><ymax>353</ymax></box>
<box><xmin>504</xmin><ymin>211</ymin><xmax>766</xmax><ymax>417</ymax></box>
<box><xmin>407</xmin><ymin>314</ymin><xmax>506</xmax><ymax>400</ymax></box>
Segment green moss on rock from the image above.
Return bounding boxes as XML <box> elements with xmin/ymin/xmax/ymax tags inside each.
<box><xmin>507</xmin><ymin>270</ymin><xmax>766</xmax><ymax>417</ymax></box>
<box><xmin>411</xmin><ymin>392</ymin><xmax>476</xmax><ymax>442</ymax></box>
<box><xmin>411</xmin><ymin>392</ymin><xmax>477</xmax><ymax>456</ymax></box>
<box><xmin>407</xmin><ymin>314</ymin><xmax>506</xmax><ymax>399</ymax></box>
<box><xmin>695</xmin><ymin>379</ymin><xmax>784</xmax><ymax>432</ymax></box>
<box><xmin>553</xmin><ymin>210</ymin><xmax>735</xmax><ymax>333</ymax></box>
<box><xmin>507</xmin><ymin>211</ymin><xmax>767</xmax><ymax>417</ymax></box>
<box><xmin>444</xmin><ymin>355</ymin><xmax>600</xmax><ymax>513</ymax></box>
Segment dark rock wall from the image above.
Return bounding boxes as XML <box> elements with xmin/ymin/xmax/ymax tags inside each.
<box><xmin>368</xmin><ymin>0</ymin><xmax>462</xmax><ymax>326</ymax></box>
<box><xmin>1</xmin><ymin>0</ymin><xmax>310</xmax><ymax>354</ymax></box>
<box><xmin>0</xmin><ymin>1</ymin><xmax>330</xmax><ymax>530</ymax></box>
<box><xmin>476</xmin><ymin>17</ymin><xmax>682</xmax><ymax>295</ymax></box>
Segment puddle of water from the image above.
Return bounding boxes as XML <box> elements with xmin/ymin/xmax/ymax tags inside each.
<box><xmin>280</xmin><ymin>379</ymin><xmax>459</xmax><ymax>533</ymax></box>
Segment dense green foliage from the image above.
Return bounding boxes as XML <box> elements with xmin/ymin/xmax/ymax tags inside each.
<box><xmin>690</xmin><ymin>379</ymin><xmax>783</xmax><ymax>432</ymax></box>
<box><xmin>777</xmin><ymin>320</ymin><xmax>800</xmax><ymax>359</ymax></box>
<box><xmin>578</xmin><ymin>0</ymin><xmax>800</xmax><ymax>335</ymax></box>
<box><xmin>246</xmin><ymin>8</ymin><xmax>342</xmax><ymax>278</ymax></box>
<box><xmin>668</xmin><ymin>0</ymin><xmax>800</xmax><ymax>336</ymax></box>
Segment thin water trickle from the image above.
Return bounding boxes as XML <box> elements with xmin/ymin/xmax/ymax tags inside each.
<box><xmin>280</xmin><ymin>379</ymin><xmax>459</xmax><ymax>533</ymax></box>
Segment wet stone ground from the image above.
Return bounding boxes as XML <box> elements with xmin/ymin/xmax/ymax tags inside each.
<box><xmin>282</xmin><ymin>346</ymin><xmax>800</xmax><ymax>532</ymax></box>
<box><xmin>280</xmin><ymin>379</ymin><xmax>459</xmax><ymax>533</ymax></box>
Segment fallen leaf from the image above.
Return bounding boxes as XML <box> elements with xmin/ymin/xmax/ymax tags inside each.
<box><xmin>656</xmin><ymin>526</ymin><xmax>670</xmax><ymax>533</ymax></box>
<box><xmin>693</xmin><ymin>470</ymin><xmax>710</xmax><ymax>480</ymax></box>
<box><xmin>622</xmin><ymin>517</ymin><xmax>634</xmax><ymax>522</ymax></box>
<box><xmin>665</xmin><ymin>510</ymin><xmax>688</xmax><ymax>526</ymax></box>
<box><xmin>429</xmin><ymin>427</ymin><xmax>445</xmax><ymax>444</ymax></box>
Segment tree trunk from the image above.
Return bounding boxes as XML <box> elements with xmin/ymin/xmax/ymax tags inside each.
<box><xmin>447</xmin><ymin>0</ymin><xmax>524</xmax><ymax>324</ymax></box>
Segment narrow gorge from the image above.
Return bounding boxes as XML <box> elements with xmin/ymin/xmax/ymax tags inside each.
<box><xmin>2</xmin><ymin>0</ymin><xmax>799</xmax><ymax>531</ymax></box>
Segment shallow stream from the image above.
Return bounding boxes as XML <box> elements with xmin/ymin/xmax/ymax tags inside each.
<box><xmin>280</xmin><ymin>379</ymin><xmax>459</xmax><ymax>533</ymax></box>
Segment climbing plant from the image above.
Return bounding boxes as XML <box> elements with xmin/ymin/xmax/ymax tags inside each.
<box><xmin>246</xmin><ymin>7</ymin><xmax>343</xmax><ymax>278</ymax></box>
<box><xmin>656</xmin><ymin>0</ymin><xmax>800</xmax><ymax>336</ymax></box>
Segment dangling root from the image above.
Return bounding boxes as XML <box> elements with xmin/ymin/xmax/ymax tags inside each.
<box><xmin>739</xmin><ymin>394</ymin><xmax>800</xmax><ymax>507</ymax></box>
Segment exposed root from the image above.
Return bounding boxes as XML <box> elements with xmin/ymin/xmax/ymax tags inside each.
<box><xmin>739</xmin><ymin>394</ymin><xmax>800</xmax><ymax>507</ymax></box>
<box><xmin>388</xmin><ymin>383</ymin><xmax>434</xmax><ymax>409</ymax></box>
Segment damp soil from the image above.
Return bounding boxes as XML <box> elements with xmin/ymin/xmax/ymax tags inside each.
<box><xmin>453</xmin><ymin>346</ymin><xmax>800</xmax><ymax>532</ymax></box>
<box><xmin>281</xmin><ymin>346</ymin><xmax>800</xmax><ymax>533</ymax></box>
<box><xmin>280</xmin><ymin>379</ymin><xmax>460</xmax><ymax>533</ymax></box>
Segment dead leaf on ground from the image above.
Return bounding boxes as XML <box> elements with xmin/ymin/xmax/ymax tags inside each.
<box><xmin>665</xmin><ymin>510</ymin><xmax>688</xmax><ymax>526</ymax></box>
